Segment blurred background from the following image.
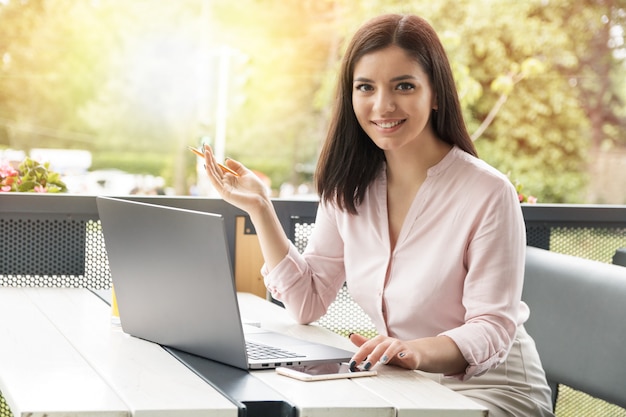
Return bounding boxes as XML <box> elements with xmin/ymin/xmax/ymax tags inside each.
<box><xmin>0</xmin><ymin>0</ymin><xmax>625</xmax><ymax>203</ymax></box>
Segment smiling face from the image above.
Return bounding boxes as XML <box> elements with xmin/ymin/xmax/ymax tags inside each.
<box><xmin>352</xmin><ymin>45</ymin><xmax>438</xmax><ymax>154</ymax></box>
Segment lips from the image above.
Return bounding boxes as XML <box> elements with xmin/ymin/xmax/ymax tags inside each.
<box><xmin>373</xmin><ymin>120</ymin><xmax>405</xmax><ymax>129</ymax></box>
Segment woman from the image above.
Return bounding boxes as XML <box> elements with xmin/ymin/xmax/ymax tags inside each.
<box><xmin>202</xmin><ymin>13</ymin><xmax>554</xmax><ymax>417</ymax></box>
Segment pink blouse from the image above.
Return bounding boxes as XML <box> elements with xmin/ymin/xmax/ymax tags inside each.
<box><xmin>263</xmin><ymin>146</ymin><xmax>529</xmax><ymax>380</ymax></box>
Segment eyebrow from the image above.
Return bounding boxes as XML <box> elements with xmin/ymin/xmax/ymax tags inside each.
<box><xmin>353</xmin><ymin>74</ymin><xmax>419</xmax><ymax>83</ymax></box>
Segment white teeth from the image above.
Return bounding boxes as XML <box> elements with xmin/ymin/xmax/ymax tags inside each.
<box><xmin>377</xmin><ymin>120</ymin><xmax>402</xmax><ymax>129</ymax></box>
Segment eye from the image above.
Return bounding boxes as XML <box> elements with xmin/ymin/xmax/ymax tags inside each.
<box><xmin>396</xmin><ymin>82</ymin><xmax>415</xmax><ymax>91</ymax></box>
<box><xmin>354</xmin><ymin>83</ymin><xmax>373</xmax><ymax>93</ymax></box>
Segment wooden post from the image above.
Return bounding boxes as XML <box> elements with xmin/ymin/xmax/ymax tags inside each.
<box><xmin>234</xmin><ymin>216</ymin><xmax>266</xmax><ymax>298</ymax></box>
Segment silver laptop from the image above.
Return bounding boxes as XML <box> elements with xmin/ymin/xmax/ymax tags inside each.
<box><xmin>96</xmin><ymin>196</ymin><xmax>354</xmax><ymax>370</ymax></box>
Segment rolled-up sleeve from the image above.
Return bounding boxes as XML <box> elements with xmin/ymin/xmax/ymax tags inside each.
<box><xmin>440</xmin><ymin>183</ymin><xmax>526</xmax><ymax>380</ymax></box>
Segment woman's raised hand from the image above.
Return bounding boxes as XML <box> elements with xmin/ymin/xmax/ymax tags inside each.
<box><xmin>202</xmin><ymin>144</ymin><xmax>291</xmax><ymax>270</ymax></box>
<box><xmin>202</xmin><ymin>145</ymin><xmax>270</xmax><ymax>215</ymax></box>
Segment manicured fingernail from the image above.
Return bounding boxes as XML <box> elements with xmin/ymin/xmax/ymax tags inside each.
<box><xmin>349</xmin><ymin>360</ymin><xmax>357</xmax><ymax>370</ymax></box>
<box><xmin>380</xmin><ymin>355</ymin><xmax>388</xmax><ymax>364</ymax></box>
<box><xmin>363</xmin><ymin>361</ymin><xmax>372</xmax><ymax>370</ymax></box>
<box><xmin>398</xmin><ymin>352</ymin><xmax>406</xmax><ymax>358</ymax></box>
<box><xmin>348</xmin><ymin>332</ymin><xmax>354</xmax><ymax>339</ymax></box>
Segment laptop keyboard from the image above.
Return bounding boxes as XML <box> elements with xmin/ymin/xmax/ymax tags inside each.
<box><xmin>246</xmin><ymin>341</ymin><xmax>305</xmax><ymax>360</ymax></box>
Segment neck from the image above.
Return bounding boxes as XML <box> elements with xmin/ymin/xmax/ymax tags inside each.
<box><xmin>385</xmin><ymin>139</ymin><xmax>452</xmax><ymax>185</ymax></box>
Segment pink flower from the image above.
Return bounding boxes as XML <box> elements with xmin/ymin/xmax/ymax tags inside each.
<box><xmin>0</xmin><ymin>165</ymin><xmax>17</xmax><ymax>178</ymax></box>
<box><xmin>526</xmin><ymin>195</ymin><xmax>537</xmax><ymax>204</ymax></box>
<box><xmin>0</xmin><ymin>157</ymin><xmax>67</xmax><ymax>193</ymax></box>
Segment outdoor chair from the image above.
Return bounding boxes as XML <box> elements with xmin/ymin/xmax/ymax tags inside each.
<box><xmin>522</xmin><ymin>246</ymin><xmax>626</xmax><ymax>415</ymax></box>
<box><xmin>613</xmin><ymin>247</ymin><xmax>626</xmax><ymax>267</ymax></box>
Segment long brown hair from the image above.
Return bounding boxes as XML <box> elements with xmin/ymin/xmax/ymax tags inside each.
<box><xmin>315</xmin><ymin>14</ymin><xmax>476</xmax><ymax>214</ymax></box>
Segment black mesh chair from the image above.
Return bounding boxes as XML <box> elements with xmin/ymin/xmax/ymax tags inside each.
<box><xmin>288</xmin><ymin>215</ymin><xmax>377</xmax><ymax>338</ymax></box>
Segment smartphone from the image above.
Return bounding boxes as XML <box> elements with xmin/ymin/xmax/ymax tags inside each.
<box><xmin>275</xmin><ymin>362</ymin><xmax>377</xmax><ymax>381</ymax></box>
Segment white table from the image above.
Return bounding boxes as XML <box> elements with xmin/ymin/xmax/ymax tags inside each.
<box><xmin>237</xmin><ymin>292</ymin><xmax>488</xmax><ymax>417</ymax></box>
<box><xmin>0</xmin><ymin>287</ymin><xmax>237</xmax><ymax>417</ymax></box>
<box><xmin>0</xmin><ymin>288</ymin><xmax>487</xmax><ymax>417</ymax></box>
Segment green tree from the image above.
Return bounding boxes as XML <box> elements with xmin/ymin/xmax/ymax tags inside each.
<box><xmin>79</xmin><ymin>1</ymin><xmax>208</xmax><ymax>192</ymax></box>
<box><xmin>211</xmin><ymin>0</ymin><xmax>599</xmax><ymax>201</ymax></box>
<box><xmin>0</xmin><ymin>1</ymin><xmax>210</xmax><ymax>192</ymax></box>
<box><xmin>337</xmin><ymin>0</ymin><xmax>591</xmax><ymax>202</ymax></box>
<box><xmin>439</xmin><ymin>0</ymin><xmax>590</xmax><ymax>203</ymax></box>
<box><xmin>0</xmin><ymin>0</ymin><xmax>113</xmax><ymax>149</ymax></box>
<box><xmin>207</xmin><ymin>0</ymin><xmax>343</xmax><ymax>189</ymax></box>
<box><xmin>2</xmin><ymin>1</ymin><xmax>624</xmax><ymax>202</ymax></box>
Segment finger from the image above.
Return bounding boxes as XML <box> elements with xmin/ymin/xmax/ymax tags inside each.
<box><xmin>223</xmin><ymin>157</ymin><xmax>244</xmax><ymax>176</ymax></box>
<box><xmin>388</xmin><ymin>349</ymin><xmax>419</xmax><ymax>370</ymax></box>
<box><xmin>376</xmin><ymin>339</ymin><xmax>405</xmax><ymax>365</ymax></box>
<box><xmin>348</xmin><ymin>334</ymin><xmax>394</xmax><ymax>370</ymax></box>
<box><xmin>360</xmin><ymin>339</ymin><xmax>395</xmax><ymax>370</ymax></box>
<box><xmin>203</xmin><ymin>146</ymin><xmax>225</xmax><ymax>183</ymax></box>
<box><xmin>348</xmin><ymin>332</ymin><xmax>369</xmax><ymax>347</ymax></box>
<box><xmin>347</xmin><ymin>333</ymin><xmax>372</xmax><ymax>370</ymax></box>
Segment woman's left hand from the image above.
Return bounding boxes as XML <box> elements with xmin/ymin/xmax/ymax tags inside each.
<box><xmin>348</xmin><ymin>333</ymin><xmax>419</xmax><ymax>371</ymax></box>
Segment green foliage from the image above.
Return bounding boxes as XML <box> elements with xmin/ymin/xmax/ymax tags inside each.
<box><xmin>412</xmin><ymin>0</ymin><xmax>591</xmax><ymax>203</ymax></box>
<box><xmin>208</xmin><ymin>0</ymin><xmax>340</xmax><ymax>187</ymax></box>
<box><xmin>17</xmin><ymin>157</ymin><xmax>68</xmax><ymax>193</ymax></box>
<box><xmin>0</xmin><ymin>0</ymin><xmax>115</xmax><ymax>142</ymax></box>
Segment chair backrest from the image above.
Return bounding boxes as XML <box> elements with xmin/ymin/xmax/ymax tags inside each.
<box><xmin>286</xmin><ymin>215</ymin><xmax>377</xmax><ymax>338</ymax></box>
<box><xmin>614</xmin><ymin>247</ymin><xmax>626</xmax><ymax>267</ymax></box>
<box><xmin>522</xmin><ymin>246</ymin><xmax>626</xmax><ymax>409</ymax></box>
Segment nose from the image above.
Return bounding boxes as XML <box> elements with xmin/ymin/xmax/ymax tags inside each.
<box><xmin>373</xmin><ymin>91</ymin><xmax>395</xmax><ymax>114</ymax></box>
